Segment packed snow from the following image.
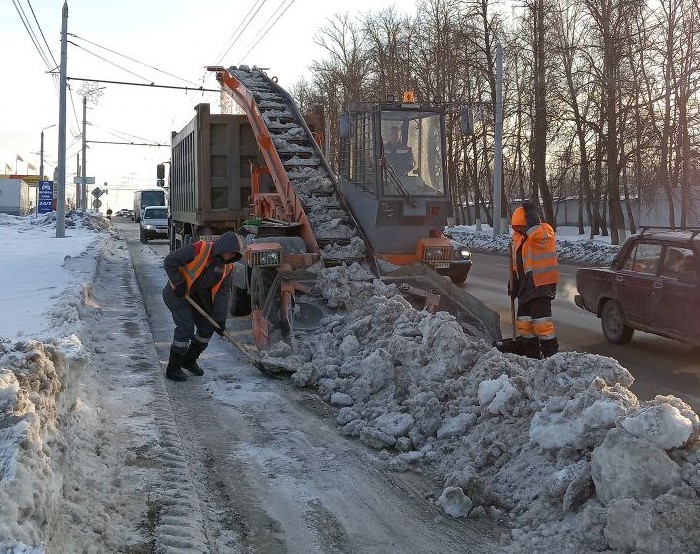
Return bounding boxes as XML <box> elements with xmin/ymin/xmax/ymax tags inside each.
<box><xmin>2</xmin><ymin>212</ymin><xmax>699</xmax><ymax>553</ymax></box>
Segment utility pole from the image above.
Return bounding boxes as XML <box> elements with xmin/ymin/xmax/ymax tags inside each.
<box><xmin>78</xmin><ymin>84</ymin><xmax>104</xmax><ymax>210</ymax></box>
<box><xmin>81</xmin><ymin>94</ymin><xmax>87</xmax><ymax>210</ymax></box>
<box><xmin>56</xmin><ymin>1</ymin><xmax>68</xmax><ymax>238</ymax></box>
<box><xmin>493</xmin><ymin>42</ymin><xmax>503</xmax><ymax>237</ymax></box>
<box><xmin>76</xmin><ymin>153</ymin><xmax>81</xmax><ymax>209</ymax></box>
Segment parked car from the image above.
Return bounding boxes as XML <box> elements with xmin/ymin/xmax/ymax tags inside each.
<box><xmin>139</xmin><ymin>206</ymin><xmax>169</xmax><ymax>243</ymax></box>
<box><xmin>575</xmin><ymin>228</ymin><xmax>700</xmax><ymax>345</ymax></box>
<box><xmin>127</xmin><ymin>209</ymin><xmax>135</xmax><ymax>220</ymax></box>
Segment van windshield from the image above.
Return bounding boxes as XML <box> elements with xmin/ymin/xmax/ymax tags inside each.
<box><xmin>141</xmin><ymin>191</ymin><xmax>165</xmax><ymax>207</ymax></box>
<box><xmin>144</xmin><ymin>208</ymin><xmax>168</xmax><ymax>219</ymax></box>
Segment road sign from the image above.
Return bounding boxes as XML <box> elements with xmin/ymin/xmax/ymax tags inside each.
<box><xmin>38</xmin><ymin>180</ymin><xmax>53</xmax><ymax>214</ymax></box>
<box><xmin>91</xmin><ymin>187</ymin><xmax>104</xmax><ymax>198</ymax></box>
<box><xmin>92</xmin><ymin>198</ymin><xmax>102</xmax><ymax>209</ymax></box>
<box><xmin>74</xmin><ymin>176</ymin><xmax>96</xmax><ymax>185</ymax></box>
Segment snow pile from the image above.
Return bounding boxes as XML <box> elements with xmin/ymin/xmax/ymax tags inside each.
<box><xmin>447</xmin><ymin>226</ymin><xmax>621</xmax><ymax>266</ymax></box>
<box><xmin>0</xmin><ymin>336</ymin><xmax>89</xmax><ymax>552</ymax></box>
<box><xmin>261</xmin><ymin>265</ymin><xmax>700</xmax><ymax>553</ymax></box>
<box><xmin>32</xmin><ymin>210</ymin><xmax>111</xmax><ymax>231</ymax></box>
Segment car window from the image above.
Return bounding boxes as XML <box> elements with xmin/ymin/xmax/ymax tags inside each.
<box><xmin>144</xmin><ymin>208</ymin><xmax>168</xmax><ymax>219</ymax></box>
<box><xmin>621</xmin><ymin>242</ymin><xmax>662</xmax><ymax>275</ymax></box>
<box><xmin>660</xmin><ymin>246</ymin><xmax>695</xmax><ymax>279</ymax></box>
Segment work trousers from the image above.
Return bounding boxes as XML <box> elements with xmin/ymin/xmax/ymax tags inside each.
<box><xmin>162</xmin><ymin>286</ymin><xmax>215</xmax><ymax>354</ymax></box>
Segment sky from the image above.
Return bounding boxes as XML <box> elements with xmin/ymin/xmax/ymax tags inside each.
<box><xmin>0</xmin><ymin>0</ymin><xmax>414</xmax><ymax>212</ymax></box>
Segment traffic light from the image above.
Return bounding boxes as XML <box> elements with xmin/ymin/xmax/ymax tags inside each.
<box><xmin>157</xmin><ymin>163</ymin><xmax>165</xmax><ymax>187</ymax></box>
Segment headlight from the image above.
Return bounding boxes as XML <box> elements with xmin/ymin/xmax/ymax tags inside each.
<box><xmin>460</xmin><ymin>249</ymin><xmax>470</xmax><ymax>259</ymax></box>
<box><xmin>145</xmin><ymin>225</ymin><xmax>155</xmax><ymax>230</ymax></box>
<box><xmin>248</xmin><ymin>247</ymin><xmax>281</xmax><ymax>267</ymax></box>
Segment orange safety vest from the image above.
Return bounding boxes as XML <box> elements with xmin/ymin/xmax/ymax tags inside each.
<box><xmin>511</xmin><ymin>223</ymin><xmax>559</xmax><ymax>286</ymax></box>
<box><xmin>173</xmin><ymin>241</ymin><xmax>233</xmax><ymax>301</ymax></box>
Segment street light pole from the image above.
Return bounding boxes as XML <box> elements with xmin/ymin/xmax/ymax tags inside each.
<box><xmin>81</xmin><ymin>94</ymin><xmax>86</xmax><ymax>210</ymax></box>
<box><xmin>56</xmin><ymin>1</ymin><xmax>68</xmax><ymax>238</ymax></box>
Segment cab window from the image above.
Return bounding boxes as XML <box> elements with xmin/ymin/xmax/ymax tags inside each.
<box><xmin>660</xmin><ymin>246</ymin><xmax>695</xmax><ymax>279</ymax></box>
<box><xmin>621</xmin><ymin>242</ymin><xmax>662</xmax><ymax>275</ymax></box>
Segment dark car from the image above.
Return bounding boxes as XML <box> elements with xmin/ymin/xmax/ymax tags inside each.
<box><xmin>575</xmin><ymin>228</ymin><xmax>700</xmax><ymax>345</ymax></box>
<box><xmin>437</xmin><ymin>236</ymin><xmax>473</xmax><ymax>285</ymax></box>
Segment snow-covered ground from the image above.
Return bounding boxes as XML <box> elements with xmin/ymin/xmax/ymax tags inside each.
<box><xmin>2</xmin><ymin>214</ymin><xmax>699</xmax><ymax>553</ymax></box>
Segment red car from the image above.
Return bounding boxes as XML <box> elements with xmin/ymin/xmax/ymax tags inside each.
<box><xmin>575</xmin><ymin>228</ymin><xmax>700</xmax><ymax>345</ymax></box>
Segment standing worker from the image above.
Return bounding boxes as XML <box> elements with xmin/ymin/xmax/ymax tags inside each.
<box><xmin>162</xmin><ymin>231</ymin><xmax>243</xmax><ymax>381</ymax></box>
<box><xmin>509</xmin><ymin>201</ymin><xmax>559</xmax><ymax>358</ymax></box>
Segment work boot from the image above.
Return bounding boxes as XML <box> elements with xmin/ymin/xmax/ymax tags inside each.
<box><xmin>182</xmin><ymin>339</ymin><xmax>207</xmax><ymax>376</ymax></box>
<box><xmin>165</xmin><ymin>348</ymin><xmax>188</xmax><ymax>382</ymax></box>
<box><xmin>540</xmin><ymin>337</ymin><xmax>559</xmax><ymax>358</ymax></box>
<box><xmin>518</xmin><ymin>337</ymin><xmax>542</xmax><ymax>360</ymax></box>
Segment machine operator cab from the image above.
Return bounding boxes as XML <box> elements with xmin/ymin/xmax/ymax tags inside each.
<box><xmin>339</xmin><ymin>93</ymin><xmax>469</xmax><ymax>277</ymax></box>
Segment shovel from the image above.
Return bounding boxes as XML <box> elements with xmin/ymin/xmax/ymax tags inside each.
<box><xmin>184</xmin><ymin>295</ymin><xmax>281</xmax><ymax>377</ymax></box>
<box><xmin>493</xmin><ymin>244</ymin><xmax>523</xmax><ymax>355</ymax></box>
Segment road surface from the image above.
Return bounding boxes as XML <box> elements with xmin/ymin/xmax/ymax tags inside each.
<box><xmin>464</xmin><ymin>251</ymin><xmax>700</xmax><ymax>412</ymax></box>
<box><xmin>117</xmin><ymin>219</ymin><xmax>502</xmax><ymax>553</ymax></box>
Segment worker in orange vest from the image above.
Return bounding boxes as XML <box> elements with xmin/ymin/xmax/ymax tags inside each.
<box><xmin>162</xmin><ymin>231</ymin><xmax>242</xmax><ymax>381</ymax></box>
<box><xmin>508</xmin><ymin>201</ymin><xmax>559</xmax><ymax>358</ymax></box>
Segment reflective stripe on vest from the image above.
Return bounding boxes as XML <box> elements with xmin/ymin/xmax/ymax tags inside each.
<box><xmin>179</xmin><ymin>241</ymin><xmax>233</xmax><ymax>302</ymax></box>
<box><xmin>512</xmin><ymin>223</ymin><xmax>559</xmax><ymax>286</ymax></box>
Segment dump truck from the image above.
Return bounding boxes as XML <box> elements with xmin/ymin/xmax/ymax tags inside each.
<box><xmin>170</xmin><ymin>66</ymin><xmax>500</xmax><ymax>348</ymax></box>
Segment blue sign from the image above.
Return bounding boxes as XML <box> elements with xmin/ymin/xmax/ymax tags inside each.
<box><xmin>38</xmin><ymin>180</ymin><xmax>53</xmax><ymax>214</ymax></box>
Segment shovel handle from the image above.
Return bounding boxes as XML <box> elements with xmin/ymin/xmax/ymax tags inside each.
<box><xmin>507</xmin><ymin>244</ymin><xmax>517</xmax><ymax>339</ymax></box>
<box><xmin>183</xmin><ymin>294</ymin><xmax>262</xmax><ymax>365</ymax></box>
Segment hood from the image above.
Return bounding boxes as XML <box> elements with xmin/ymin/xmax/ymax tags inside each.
<box><xmin>212</xmin><ymin>231</ymin><xmax>243</xmax><ymax>262</ymax></box>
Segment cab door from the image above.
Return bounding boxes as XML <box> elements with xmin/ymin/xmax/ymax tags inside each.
<box><xmin>614</xmin><ymin>241</ymin><xmax>663</xmax><ymax>327</ymax></box>
<box><xmin>648</xmin><ymin>246</ymin><xmax>699</xmax><ymax>340</ymax></box>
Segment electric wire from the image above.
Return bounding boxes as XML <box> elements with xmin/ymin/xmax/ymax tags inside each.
<box><xmin>88</xmin><ymin>122</ymin><xmax>163</xmax><ymax>145</ymax></box>
<box><xmin>215</xmin><ymin>0</ymin><xmax>269</xmax><ymax>65</ymax></box>
<box><xmin>27</xmin><ymin>0</ymin><xmax>58</xmax><ymax>69</ymax></box>
<box><xmin>239</xmin><ymin>0</ymin><xmax>297</xmax><ymax>62</ymax></box>
<box><xmin>11</xmin><ymin>0</ymin><xmax>53</xmax><ymax>70</ymax></box>
<box><xmin>67</xmin><ymin>33</ymin><xmax>200</xmax><ymax>86</ymax></box>
<box><xmin>61</xmin><ymin>75</ymin><xmax>219</xmax><ymax>93</ymax></box>
<box><xmin>68</xmin><ymin>41</ymin><xmax>155</xmax><ymax>83</ymax></box>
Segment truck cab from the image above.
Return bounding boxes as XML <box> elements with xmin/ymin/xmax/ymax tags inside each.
<box><xmin>338</xmin><ymin>97</ymin><xmax>472</xmax><ymax>282</ymax></box>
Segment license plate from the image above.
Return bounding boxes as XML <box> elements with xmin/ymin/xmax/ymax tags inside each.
<box><xmin>198</xmin><ymin>234</ymin><xmax>220</xmax><ymax>242</ymax></box>
<box><xmin>435</xmin><ymin>262</ymin><xmax>450</xmax><ymax>269</ymax></box>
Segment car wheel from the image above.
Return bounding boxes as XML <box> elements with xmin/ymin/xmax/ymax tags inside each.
<box><xmin>139</xmin><ymin>227</ymin><xmax>148</xmax><ymax>244</ymax></box>
<box><xmin>601</xmin><ymin>301</ymin><xmax>634</xmax><ymax>344</ymax></box>
<box><xmin>229</xmin><ymin>286</ymin><xmax>252</xmax><ymax>316</ymax></box>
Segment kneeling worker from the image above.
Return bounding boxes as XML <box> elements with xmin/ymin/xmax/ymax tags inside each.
<box><xmin>162</xmin><ymin>231</ymin><xmax>243</xmax><ymax>381</ymax></box>
<box><xmin>509</xmin><ymin>202</ymin><xmax>559</xmax><ymax>358</ymax></box>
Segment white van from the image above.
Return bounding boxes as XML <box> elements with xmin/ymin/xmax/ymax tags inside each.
<box><xmin>139</xmin><ymin>206</ymin><xmax>169</xmax><ymax>243</ymax></box>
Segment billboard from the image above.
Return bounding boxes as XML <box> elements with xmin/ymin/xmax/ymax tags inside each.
<box><xmin>38</xmin><ymin>180</ymin><xmax>54</xmax><ymax>214</ymax></box>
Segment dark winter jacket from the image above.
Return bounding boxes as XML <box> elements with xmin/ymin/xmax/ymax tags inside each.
<box><xmin>163</xmin><ymin>231</ymin><xmax>242</xmax><ymax>321</ymax></box>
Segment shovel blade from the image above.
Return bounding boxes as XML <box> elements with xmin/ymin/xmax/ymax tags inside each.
<box><xmin>493</xmin><ymin>337</ymin><xmax>523</xmax><ymax>355</ymax></box>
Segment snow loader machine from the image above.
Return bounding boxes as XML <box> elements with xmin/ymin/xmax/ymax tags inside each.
<box><xmin>207</xmin><ymin>65</ymin><xmax>501</xmax><ymax>349</ymax></box>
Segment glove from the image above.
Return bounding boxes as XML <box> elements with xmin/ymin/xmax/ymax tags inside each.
<box><xmin>172</xmin><ymin>282</ymin><xmax>187</xmax><ymax>298</ymax></box>
<box><xmin>508</xmin><ymin>278</ymin><xmax>520</xmax><ymax>299</ymax></box>
<box><xmin>214</xmin><ymin>320</ymin><xmax>226</xmax><ymax>336</ymax></box>
<box><xmin>522</xmin><ymin>201</ymin><xmax>540</xmax><ymax>229</ymax></box>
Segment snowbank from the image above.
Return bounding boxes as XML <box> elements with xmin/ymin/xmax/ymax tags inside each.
<box><xmin>262</xmin><ymin>263</ymin><xmax>700</xmax><ymax>553</ymax></box>
<box><xmin>446</xmin><ymin>225</ymin><xmax>622</xmax><ymax>266</ymax></box>
<box><xmin>0</xmin><ymin>212</ymin><xmax>104</xmax><ymax>552</ymax></box>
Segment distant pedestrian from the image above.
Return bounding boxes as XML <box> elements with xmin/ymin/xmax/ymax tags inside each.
<box><xmin>162</xmin><ymin>232</ymin><xmax>242</xmax><ymax>381</ymax></box>
<box><xmin>508</xmin><ymin>201</ymin><xmax>559</xmax><ymax>358</ymax></box>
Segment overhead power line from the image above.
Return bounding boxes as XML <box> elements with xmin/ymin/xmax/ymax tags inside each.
<box><xmin>27</xmin><ymin>0</ymin><xmax>58</xmax><ymax>69</ymax></box>
<box><xmin>216</xmin><ymin>0</ymin><xmax>269</xmax><ymax>65</ymax></box>
<box><xmin>11</xmin><ymin>0</ymin><xmax>53</xmax><ymax>70</ymax></box>
<box><xmin>87</xmin><ymin>140</ymin><xmax>169</xmax><ymax>147</ymax></box>
<box><xmin>68</xmin><ymin>41</ymin><xmax>154</xmax><ymax>83</ymax></box>
<box><xmin>60</xmin><ymin>75</ymin><xmax>220</xmax><ymax>93</ymax></box>
<box><xmin>239</xmin><ymin>0</ymin><xmax>297</xmax><ymax>63</ymax></box>
<box><xmin>67</xmin><ymin>33</ymin><xmax>200</xmax><ymax>86</ymax></box>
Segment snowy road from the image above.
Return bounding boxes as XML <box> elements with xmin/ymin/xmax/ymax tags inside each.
<box><xmin>463</xmin><ymin>251</ymin><xmax>700</xmax><ymax>412</ymax></box>
<box><xmin>119</xmin><ymin>219</ymin><xmax>502</xmax><ymax>552</ymax></box>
